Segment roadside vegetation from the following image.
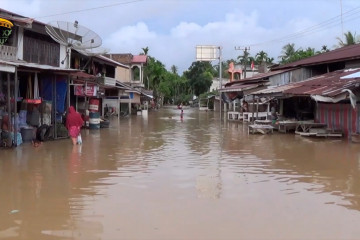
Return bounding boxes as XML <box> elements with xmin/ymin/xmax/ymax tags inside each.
<box><xmin>142</xmin><ymin>31</ymin><xmax>360</xmax><ymax>105</ymax></box>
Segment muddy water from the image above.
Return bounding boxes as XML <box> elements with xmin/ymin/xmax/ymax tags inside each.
<box><xmin>1</xmin><ymin>107</ymin><xmax>360</xmax><ymax>240</ymax></box>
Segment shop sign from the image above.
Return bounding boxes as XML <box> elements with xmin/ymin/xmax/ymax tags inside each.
<box><xmin>0</xmin><ymin>18</ymin><xmax>13</xmax><ymax>46</ymax></box>
<box><xmin>75</xmin><ymin>85</ymin><xmax>98</xmax><ymax>96</ymax></box>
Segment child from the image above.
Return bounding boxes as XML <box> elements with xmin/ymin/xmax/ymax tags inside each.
<box><xmin>32</xmin><ymin>139</ymin><xmax>42</xmax><ymax>147</ymax></box>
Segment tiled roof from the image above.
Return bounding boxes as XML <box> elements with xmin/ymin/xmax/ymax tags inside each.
<box><xmin>105</xmin><ymin>54</ymin><xmax>133</xmax><ymax>64</ymax></box>
<box><xmin>132</xmin><ymin>55</ymin><xmax>147</xmax><ymax>64</ymax></box>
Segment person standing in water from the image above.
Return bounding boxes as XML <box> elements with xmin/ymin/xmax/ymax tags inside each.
<box><xmin>66</xmin><ymin>106</ymin><xmax>84</xmax><ymax>145</ymax></box>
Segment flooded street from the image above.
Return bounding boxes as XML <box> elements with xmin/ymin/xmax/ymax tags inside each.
<box><xmin>1</xmin><ymin>107</ymin><xmax>360</xmax><ymax>240</ymax></box>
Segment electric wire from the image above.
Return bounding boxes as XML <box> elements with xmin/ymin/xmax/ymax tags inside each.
<box><xmin>34</xmin><ymin>0</ymin><xmax>143</xmax><ymax>19</ymax></box>
<box><xmin>249</xmin><ymin>6</ymin><xmax>360</xmax><ymax>47</ymax></box>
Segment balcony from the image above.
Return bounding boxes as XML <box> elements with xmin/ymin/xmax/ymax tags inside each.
<box><xmin>97</xmin><ymin>76</ymin><xmax>116</xmax><ymax>87</ymax></box>
<box><xmin>0</xmin><ymin>45</ymin><xmax>17</xmax><ymax>60</ymax></box>
<box><xmin>131</xmin><ymin>80</ymin><xmax>144</xmax><ymax>88</ymax></box>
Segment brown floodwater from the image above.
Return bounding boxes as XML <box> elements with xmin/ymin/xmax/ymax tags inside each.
<box><xmin>1</xmin><ymin>107</ymin><xmax>360</xmax><ymax>240</ymax></box>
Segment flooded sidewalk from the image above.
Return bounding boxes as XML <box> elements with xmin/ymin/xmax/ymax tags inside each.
<box><xmin>1</xmin><ymin>107</ymin><xmax>360</xmax><ymax>240</ymax></box>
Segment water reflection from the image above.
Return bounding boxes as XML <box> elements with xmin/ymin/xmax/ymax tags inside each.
<box><xmin>1</xmin><ymin>107</ymin><xmax>360</xmax><ymax>239</ymax></box>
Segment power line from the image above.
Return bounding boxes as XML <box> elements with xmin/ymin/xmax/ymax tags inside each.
<box><xmin>34</xmin><ymin>0</ymin><xmax>143</xmax><ymax>19</ymax></box>
<box><xmin>248</xmin><ymin>6</ymin><xmax>360</xmax><ymax>47</ymax></box>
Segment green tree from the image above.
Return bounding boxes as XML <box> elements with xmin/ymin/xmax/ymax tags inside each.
<box><xmin>319</xmin><ymin>45</ymin><xmax>330</xmax><ymax>53</ymax></box>
<box><xmin>170</xmin><ymin>65</ymin><xmax>178</xmax><ymax>74</ymax></box>
<box><xmin>141</xmin><ymin>46</ymin><xmax>149</xmax><ymax>55</ymax></box>
<box><xmin>279</xmin><ymin>43</ymin><xmax>296</xmax><ymax>64</ymax></box>
<box><xmin>266</xmin><ymin>57</ymin><xmax>274</xmax><ymax>64</ymax></box>
<box><xmin>213</xmin><ymin>61</ymin><xmax>230</xmax><ymax>79</ymax></box>
<box><xmin>336</xmin><ymin>31</ymin><xmax>359</xmax><ymax>48</ymax></box>
<box><xmin>255</xmin><ymin>51</ymin><xmax>268</xmax><ymax>64</ymax></box>
<box><xmin>184</xmin><ymin>61</ymin><xmax>214</xmax><ymax>96</ymax></box>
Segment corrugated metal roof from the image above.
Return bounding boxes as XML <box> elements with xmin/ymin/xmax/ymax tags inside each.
<box><xmin>70</xmin><ymin>71</ymin><xmax>96</xmax><ymax>80</ymax></box>
<box><xmin>0</xmin><ymin>59</ymin><xmax>79</xmax><ymax>72</ymax></box>
<box><xmin>220</xmin><ymin>83</ymin><xmax>264</xmax><ymax>92</ymax></box>
<box><xmin>272</xmin><ymin>44</ymin><xmax>360</xmax><ymax>70</ymax></box>
<box><xmin>95</xmin><ymin>55</ymin><xmax>129</xmax><ymax>68</ymax></box>
<box><xmin>253</xmin><ymin>68</ymin><xmax>360</xmax><ymax>98</ymax></box>
<box><xmin>225</xmin><ymin>69</ymin><xmax>289</xmax><ymax>87</ymax></box>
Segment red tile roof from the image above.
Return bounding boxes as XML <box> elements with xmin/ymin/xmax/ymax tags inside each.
<box><xmin>132</xmin><ymin>55</ymin><xmax>147</xmax><ymax>64</ymax></box>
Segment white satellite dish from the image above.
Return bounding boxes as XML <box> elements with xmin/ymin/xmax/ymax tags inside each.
<box><xmin>46</xmin><ymin>21</ymin><xmax>103</xmax><ymax>67</ymax></box>
<box><xmin>46</xmin><ymin>20</ymin><xmax>102</xmax><ymax>49</ymax></box>
<box><xmin>76</xmin><ymin>47</ymin><xmax>109</xmax><ymax>57</ymax></box>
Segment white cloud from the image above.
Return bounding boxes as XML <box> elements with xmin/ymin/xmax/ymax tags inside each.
<box><xmin>171</xmin><ymin>22</ymin><xmax>202</xmax><ymax>38</ymax></box>
<box><xmin>1</xmin><ymin>0</ymin><xmax>359</xmax><ymax>74</ymax></box>
<box><xmin>106</xmin><ymin>22</ymin><xmax>157</xmax><ymax>46</ymax></box>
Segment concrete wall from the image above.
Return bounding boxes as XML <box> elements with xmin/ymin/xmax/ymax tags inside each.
<box><xmin>116</xmin><ymin>66</ymin><xmax>130</xmax><ymax>82</ymax></box>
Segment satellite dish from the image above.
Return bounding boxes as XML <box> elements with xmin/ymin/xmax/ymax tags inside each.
<box><xmin>76</xmin><ymin>47</ymin><xmax>109</xmax><ymax>57</ymax></box>
<box><xmin>45</xmin><ymin>20</ymin><xmax>102</xmax><ymax>50</ymax></box>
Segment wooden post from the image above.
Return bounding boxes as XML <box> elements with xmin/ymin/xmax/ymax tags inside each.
<box><xmin>251</xmin><ymin>95</ymin><xmax>255</xmax><ymax>123</ymax></box>
<box><xmin>118</xmin><ymin>89</ymin><xmax>120</xmax><ymax>120</ymax></box>
<box><xmin>52</xmin><ymin>75</ymin><xmax>57</xmax><ymax>139</ymax></box>
<box><xmin>7</xmin><ymin>73</ymin><xmax>11</xmax><ymax>132</ymax></box>
<box><xmin>280</xmin><ymin>99</ymin><xmax>284</xmax><ymax>116</ymax></box>
<box><xmin>256</xmin><ymin>98</ymin><xmax>259</xmax><ymax>119</ymax></box>
<box><xmin>14</xmin><ymin>68</ymin><xmax>18</xmax><ymax>146</ymax></box>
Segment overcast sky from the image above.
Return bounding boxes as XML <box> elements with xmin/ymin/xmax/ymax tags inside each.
<box><xmin>2</xmin><ymin>0</ymin><xmax>360</xmax><ymax>73</ymax></box>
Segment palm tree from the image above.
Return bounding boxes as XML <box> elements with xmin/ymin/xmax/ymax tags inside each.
<box><xmin>170</xmin><ymin>65</ymin><xmax>178</xmax><ymax>75</ymax></box>
<box><xmin>255</xmin><ymin>50</ymin><xmax>268</xmax><ymax>64</ymax></box>
<box><xmin>336</xmin><ymin>31</ymin><xmax>359</xmax><ymax>48</ymax></box>
<box><xmin>141</xmin><ymin>46</ymin><xmax>149</xmax><ymax>55</ymax></box>
<box><xmin>237</xmin><ymin>48</ymin><xmax>251</xmax><ymax>78</ymax></box>
<box><xmin>266</xmin><ymin>57</ymin><xmax>274</xmax><ymax>64</ymax></box>
<box><xmin>279</xmin><ymin>43</ymin><xmax>296</xmax><ymax>64</ymax></box>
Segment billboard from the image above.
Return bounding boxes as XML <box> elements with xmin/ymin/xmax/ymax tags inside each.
<box><xmin>196</xmin><ymin>45</ymin><xmax>219</xmax><ymax>61</ymax></box>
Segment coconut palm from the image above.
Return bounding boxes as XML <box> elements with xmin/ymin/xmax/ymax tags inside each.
<box><xmin>255</xmin><ymin>50</ymin><xmax>268</xmax><ymax>64</ymax></box>
<box><xmin>141</xmin><ymin>46</ymin><xmax>149</xmax><ymax>55</ymax></box>
<box><xmin>279</xmin><ymin>43</ymin><xmax>296</xmax><ymax>64</ymax></box>
<box><xmin>336</xmin><ymin>31</ymin><xmax>359</xmax><ymax>48</ymax></box>
<box><xmin>170</xmin><ymin>65</ymin><xmax>178</xmax><ymax>75</ymax></box>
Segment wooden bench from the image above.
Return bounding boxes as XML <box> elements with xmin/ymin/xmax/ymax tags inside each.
<box><xmin>243</xmin><ymin>112</ymin><xmax>268</xmax><ymax>122</ymax></box>
<box><xmin>227</xmin><ymin>111</ymin><xmax>243</xmax><ymax>121</ymax></box>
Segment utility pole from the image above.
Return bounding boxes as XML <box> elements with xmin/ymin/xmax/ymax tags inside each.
<box><xmin>235</xmin><ymin>46</ymin><xmax>250</xmax><ymax>79</ymax></box>
<box><xmin>219</xmin><ymin>46</ymin><xmax>222</xmax><ymax>120</ymax></box>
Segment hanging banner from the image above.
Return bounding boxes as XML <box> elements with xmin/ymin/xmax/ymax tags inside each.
<box><xmin>75</xmin><ymin>85</ymin><xmax>98</xmax><ymax>96</ymax></box>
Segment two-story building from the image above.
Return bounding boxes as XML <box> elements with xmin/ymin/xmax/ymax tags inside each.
<box><xmin>0</xmin><ymin>8</ymin><xmax>85</xmax><ymax>146</ymax></box>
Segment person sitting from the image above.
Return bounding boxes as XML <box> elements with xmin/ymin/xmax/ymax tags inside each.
<box><xmin>242</xmin><ymin>101</ymin><xmax>249</xmax><ymax>112</ymax></box>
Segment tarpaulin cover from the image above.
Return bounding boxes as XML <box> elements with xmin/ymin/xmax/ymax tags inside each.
<box><xmin>221</xmin><ymin>92</ymin><xmax>243</xmax><ymax>103</ymax></box>
<box><xmin>41</xmin><ymin>76</ymin><xmax>67</xmax><ymax>114</ymax></box>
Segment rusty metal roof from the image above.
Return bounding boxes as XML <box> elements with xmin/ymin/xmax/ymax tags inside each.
<box><xmin>253</xmin><ymin>68</ymin><xmax>360</xmax><ymax>98</ymax></box>
<box><xmin>225</xmin><ymin>69</ymin><xmax>289</xmax><ymax>87</ymax></box>
<box><xmin>272</xmin><ymin>44</ymin><xmax>360</xmax><ymax>70</ymax></box>
<box><xmin>220</xmin><ymin>83</ymin><xmax>265</xmax><ymax>92</ymax></box>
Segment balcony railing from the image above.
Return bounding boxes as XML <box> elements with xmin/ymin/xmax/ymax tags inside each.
<box><xmin>0</xmin><ymin>45</ymin><xmax>17</xmax><ymax>60</ymax></box>
<box><xmin>131</xmin><ymin>80</ymin><xmax>144</xmax><ymax>88</ymax></box>
<box><xmin>97</xmin><ymin>76</ymin><xmax>116</xmax><ymax>87</ymax></box>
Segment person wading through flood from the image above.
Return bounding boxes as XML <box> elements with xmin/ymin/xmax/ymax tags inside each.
<box><xmin>66</xmin><ymin>106</ymin><xmax>84</xmax><ymax>145</ymax></box>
